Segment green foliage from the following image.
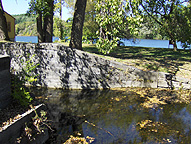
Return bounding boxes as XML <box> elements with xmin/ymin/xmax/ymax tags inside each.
<box><xmin>95</xmin><ymin>0</ymin><xmax>142</xmax><ymax>54</ymax></box>
<box><xmin>21</xmin><ymin>55</ymin><xmax>39</xmax><ymax>84</ymax></box>
<box><xmin>14</xmin><ymin>14</ymin><xmax>72</xmax><ymax>38</ymax></box>
<box><xmin>130</xmin><ymin>0</ymin><xmax>191</xmax><ymax>50</ymax></box>
<box><xmin>96</xmin><ymin>37</ymin><xmax>119</xmax><ymax>54</ymax></box>
<box><xmin>15</xmin><ymin>21</ymin><xmax>36</xmax><ymax>36</ymax></box>
<box><xmin>53</xmin><ymin>17</ymin><xmax>72</xmax><ymax>41</ymax></box>
<box><xmin>11</xmin><ymin>54</ymin><xmax>39</xmax><ymax>106</ymax></box>
<box><xmin>14</xmin><ymin>14</ymin><xmax>36</xmax><ymax>24</ymax></box>
<box><xmin>23</xmin><ymin>107</ymin><xmax>52</xmax><ymax>141</ymax></box>
<box><xmin>63</xmin><ymin>0</ymin><xmax>99</xmax><ymax>43</ymax></box>
<box><xmin>53</xmin><ymin>16</ymin><xmax>63</xmax><ymax>38</ymax></box>
<box><xmin>176</xmin><ymin>3</ymin><xmax>191</xmax><ymax>48</ymax></box>
<box><xmin>138</xmin><ymin>15</ymin><xmax>163</xmax><ymax>40</ymax></box>
<box><xmin>31</xmin><ymin>106</ymin><xmax>51</xmax><ymax>133</ymax></box>
<box><xmin>28</xmin><ymin>0</ymin><xmax>53</xmax><ymax>17</ymax></box>
<box><xmin>82</xmin><ymin>1</ymin><xmax>99</xmax><ymax>43</ymax></box>
<box><xmin>13</xmin><ymin>14</ymin><xmax>37</xmax><ymax>36</ymax></box>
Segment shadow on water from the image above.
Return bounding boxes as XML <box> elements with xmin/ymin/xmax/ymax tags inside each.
<box><xmin>31</xmin><ymin>87</ymin><xmax>191</xmax><ymax>144</ymax></box>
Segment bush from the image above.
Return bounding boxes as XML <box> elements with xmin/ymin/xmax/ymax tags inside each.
<box><xmin>11</xmin><ymin>54</ymin><xmax>39</xmax><ymax>106</ymax></box>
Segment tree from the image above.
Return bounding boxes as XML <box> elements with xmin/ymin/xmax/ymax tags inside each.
<box><xmin>58</xmin><ymin>0</ymin><xmax>63</xmax><ymax>40</ymax></box>
<box><xmin>0</xmin><ymin>0</ymin><xmax>9</xmax><ymax>41</ymax></box>
<box><xmin>28</xmin><ymin>0</ymin><xmax>54</xmax><ymax>43</ymax></box>
<box><xmin>54</xmin><ymin>0</ymin><xmax>64</xmax><ymax>40</ymax></box>
<box><xmin>28</xmin><ymin>0</ymin><xmax>44</xmax><ymax>42</ymax></box>
<box><xmin>64</xmin><ymin>0</ymin><xmax>99</xmax><ymax>44</ymax></box>
<box><xmin>69</xmin><ymin>0</ymin><xmax>87</xmax><ymax>50</ymax></box>
<box><xmin>83</xmin><ymin>0</ymin><xmax>99</xmax><ymax>44</ymax></box>
<box><xmin>95</xmin><ymin>0</ymin><xmax>142</xmax><ymax>54</ymax></box>
<box><xmin>138</xmin><ymin>15</ymin><xmax>162</xmax><ymax>40</ymax></box>
<box><xmin>175</xmin><ymin>2</ymin><xmax>191</xmax><ymax>48</ymax></box>
<box><xmin>43</xmin><ymin>0</ymin><xmax>54</xmax><ymax>42</ymax></box>
<box><xmin>130</xmin><ymin>0</ymin><xmax>190</xmax><ymax>51</ymax></box>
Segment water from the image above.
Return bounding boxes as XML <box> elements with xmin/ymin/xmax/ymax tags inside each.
<box><xmin>31</xmin><ymin>88</ymin><xmax>191</xmax><ymax>144</ymax></box>
<box><xmin>120</xmin><ymin>38</ymin><xmax>185</xmax><ymax>49</ymax></box>
<box><xmin>15</xmin><ymin>36</ymin><xmax>60</xmax><ymax>43</ymax></box>
<box><xmin>15</xmin><ymin>36</ymin><xmax>188</xmax><ymax>49</ymax></box>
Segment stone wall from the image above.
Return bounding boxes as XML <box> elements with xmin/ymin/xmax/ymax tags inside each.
<box><xmin>0</xmin><ymin>55</ymin><xmax>11</xmax><ymax>109</ymax></box>
<box><xmin>0</xmin><ymin>42</ymin><xmax>190</xmax><ymax>90</ymax></box>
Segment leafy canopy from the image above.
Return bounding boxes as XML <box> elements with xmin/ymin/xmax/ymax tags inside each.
<box><xmin>95</xmin><ymin>0</ymin><xmax>142</xmax><ymax>54</ymax></box>
<box><xmin>130</xmin><ymin>0</ymin><xmax>191</xmax><ymax>50</ymax></box>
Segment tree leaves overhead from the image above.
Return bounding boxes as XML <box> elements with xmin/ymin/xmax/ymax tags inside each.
<box><xmin>130</xmin><ymin>0</ymin><xmax>191</xmax><ymax>51</ymax></box>
<box><xmin>95</xmin><ymin>0</ymin><xmax>142</xmax><ymax>54</ymax></box>
<box><xmin>28</xmin><ymin>0</ymin><xmax>52</xmax><ymax>17</ymax></box>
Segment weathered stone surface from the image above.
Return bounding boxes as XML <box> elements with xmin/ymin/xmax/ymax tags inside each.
<box><xmin>157</xmin><ymin>79</ymin><xmax>169</xmax><ymax>88</ymax></box>
<box><xmin>0</xmin><ymin>56</ymin><xmax>11</xmax><ymax>109</ymax></box>
<box><xmin>0</xmin><ymin>42</ymin><xmax>190</xmax><ymax>90</ymax></box>
<box><xmin>181</xmin><ymin>83</ymin><xmax>191</xmax><ymax>89</ymax></box>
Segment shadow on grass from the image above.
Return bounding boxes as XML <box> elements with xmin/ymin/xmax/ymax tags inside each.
<box><xmin>83</xmin><ymin>45</ymin><xmax>191</xmax><ymax>75</ymax></box>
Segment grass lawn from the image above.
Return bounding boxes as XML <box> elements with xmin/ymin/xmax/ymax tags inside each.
<box><xmin>82</xmin><ymin>44</ymin><xmax>191</xmax><ymax>79</ymax></box>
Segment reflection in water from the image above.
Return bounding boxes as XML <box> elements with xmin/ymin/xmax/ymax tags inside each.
<box><xmin>31</xmin><ymin>88</ymin><xmax>191</xmax><ymax>143</ymax></box>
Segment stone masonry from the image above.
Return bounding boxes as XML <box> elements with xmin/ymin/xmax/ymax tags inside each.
<box><xmin>0</xmin><ymin>55</ymin><xmax>11</xmax><ymax>109</ymax></box>
<box><xmin>0</xmin><ymin>42</ymin><xmax>190</xmax><ymax>90</ymax></box>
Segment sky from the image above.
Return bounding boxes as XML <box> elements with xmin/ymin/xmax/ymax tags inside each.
<box><xmin>2</xmin><ymin>0</ymin><xmax>72</xmax><ymax>20</ymax></box>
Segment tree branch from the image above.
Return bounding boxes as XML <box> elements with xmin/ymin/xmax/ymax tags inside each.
<box><xmin>140</xmin><ymin>3</ymin><xmax>163</xmax><ymax>26</ymax></box>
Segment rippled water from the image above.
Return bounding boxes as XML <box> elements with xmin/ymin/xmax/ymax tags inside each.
<box><xmin>31</xmin><ymin>88</ymin><xmax>191</xmax><ymax>144</ymax></box>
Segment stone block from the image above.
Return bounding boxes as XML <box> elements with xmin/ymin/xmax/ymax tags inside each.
<box><xmin>174</xmin><ymin>77</ymin><xmax>191</xmax><ymax>83</ymax></box>
<box><xmin>157</xmin><ymin>79</ymin><xmax>169</xmax><ymax>88</ymax></box>
<box><xmin>131</xmin><ymin>81</ymin><xmax>144</xmax><ymax>87</ymax></box>
<box><xmin>182</xmin><ymin>83</ymin><xmax>191</xmax><ymax>89</ymax></box>
<box><xmin>158</xmin><ymin>72</ymin><xmax>168</xmax><ymax>79</ymax></box>
<box><xmin>0</xmin><ymin>56</ymin><xmax>11</xmax><ymax>109</ymax></box>
<box><xmin>172</xmin><ymin>81</ymin><xmax>181</xmax><ymax>88</ymax></box>
<box><xmin>0</xmin><ymin>56</ymin><xmax>10</xmax><ymax>71</ymax></box>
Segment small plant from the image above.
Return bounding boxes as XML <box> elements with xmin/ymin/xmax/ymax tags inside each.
<box><xmin>11</xmin><ymin>54</ymin><xmax>39</xmax><ymax>106</ymax></box>
<box><xmin>31</xmin><ymin>105</ymin><xmax>52</xmax><ymax>133</ymax></box>
<box><xmin>19</xmin><ymin>106</ymin><xmax>52</xmax><ymax>142</ymax></box>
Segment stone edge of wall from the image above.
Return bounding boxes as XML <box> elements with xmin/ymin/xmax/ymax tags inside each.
<box><xmin>0</xmin><ymin>55</ymin><xmax>11</xmax><ymax>109</ymax></box>
<box><xmin>0</xmin><ymin>104</ymin><xmax>47</xmax><ymax>144</ymax></box>
<box><xmin>0</xmin><ymin>42</ymin><xmax>190</xmax><ymax>90</ymax></box>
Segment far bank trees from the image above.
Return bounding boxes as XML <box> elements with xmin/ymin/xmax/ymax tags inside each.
<box><xmin>130</xmin><ymin>0</ymin><xmax>191</xmax><ymax>51</ymax></box>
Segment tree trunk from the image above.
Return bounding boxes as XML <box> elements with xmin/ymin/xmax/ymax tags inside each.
<box><xmin>44</xmin><ymin>0</ymin><xmax>53</xmax><ymax>42</ymax></box>
<box><xmin>173</xmin><ymin>40</ymin><xmax>177</xmax><ymax>51</ymax></box>
<box><xmin>59</xmin><ymin>0</ymin><xmax>63</xmax><ymax>40</ymax></box>
<box><xmin>0</xmin><ymin>0</ymin><xmax>9</xmax><ymax>41</ymax></box>
<box><xmin>69</xmin><ymin>0</ymin><xmax>87</xmax><ymax>50</ymax></box>
<box><xmin>170</xmin><ymin>39</ymin><xmax>177</xmax><ymax>51</ymax></box>
<box><xmin>43</xmin><ymin>16</ymin><xmax>48</xmax><ymax>42</ymax></box>
<box><xmin>36</xmin><ymin>12</ymin><xmax>44</xmax><ymax>43</ymax></box>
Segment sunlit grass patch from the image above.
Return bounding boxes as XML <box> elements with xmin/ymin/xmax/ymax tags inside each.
<box><xmin>81</xmin><ymin>44</ymin><xmax>191</xmax><ymax>78</ymax></box>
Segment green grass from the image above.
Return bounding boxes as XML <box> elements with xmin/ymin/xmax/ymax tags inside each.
<box><xmin>82</xmin><ymin>44</ymin><xmax>191</xmax><ymax>79</ymax></box>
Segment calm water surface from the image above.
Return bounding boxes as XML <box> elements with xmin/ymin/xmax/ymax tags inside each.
<box><xmin>31</xmin><ymin>88</ymin><xmax>191</xmax><ymax>144</ymax></box>
<box><xmin>15</xmin><ymin>36</ymin><xmax>59</xmax><ymax>43</ymax></box>
<box><xmin>120</xmin><ymin>38</ymin><xmax>186</xmax><ymax>49</ymax></box>
<box><xmin>16</xmin><ymin>36</ymin><xmax>187</xmax><ymax>49</ymax></box>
